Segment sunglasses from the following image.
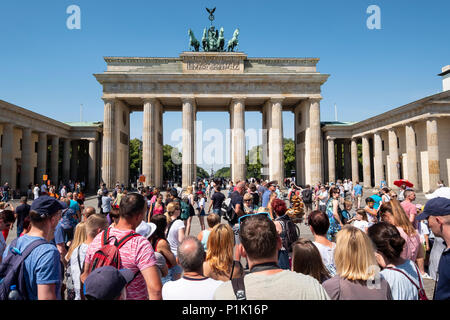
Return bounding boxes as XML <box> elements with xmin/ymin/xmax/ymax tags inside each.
<box><xmin>238</xmin><ymin>212</ymin><xmax>271</xmax><ymax>228</ymax></box>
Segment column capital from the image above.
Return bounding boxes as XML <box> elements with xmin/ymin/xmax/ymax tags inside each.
<box><xmin>326</xmin><ymin>136</ymin><xmax>336</xmax><ymax>141</ymax></box>
<box><xmin>102</xmin><ymin>98</ymin><xmax>116</xmax><ymax>105</ymax></box>
<box><xmin>143</xmin><ymin>97</ymin><xmax>160</xmax><ymax>105</ymax></box>
<box><xmin>308</xmin><ymin>97</ymin><xmax>322</xmax><ymax>103</ymax></box>
<box><xmin>230</xmin><ymin>97</ymin><xmax>246</xmax><ymax>104</ymax></box>
<box><xmin>180</xmin><ymin>97</ymin><xmax>196</xmax><ymax>105</ymax></box>
<box><xmin>269</xmin><ymin>97</ymin><xmax>285</xmax><ymax>105</ymax></box>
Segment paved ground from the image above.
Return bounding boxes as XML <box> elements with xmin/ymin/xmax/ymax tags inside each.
<box><xmin>4</xmin><ymin>187</ymin><xmax>436</xmax><ymax>298</ymax></box>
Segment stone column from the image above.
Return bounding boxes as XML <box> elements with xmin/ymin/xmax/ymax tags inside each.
<box><xmin>351</xmin><ymin>138</ymin><xmax>359</xmax><ymax>183</ymax></box>
<box><xmin>362</xmin><ymin>136</ymin><xmax>372</xmax><ymax>188</ymax></box>
<box><xmin>37</xmin><ymin>132</ymin><xmax>48</xmax><ymax>185</ymax></box>
<box><xmin>182</xmin><ymin>98</ymin><xmax>195</xmax><ymax>189</ymax></box>
<box><xmin>143</xmin><ymin>98</ymin><xmax>157</xmax><ymax>187</ymax></box>
<box><xmin>154</xmin><ymin>107</ymin><xmax>163</xmax><ymax>188</ymax></box>
<box><xmin>405</xmin><ymin>123</ymin><xmax>418</xmax><ymax>188</ymax></box>
<box><xmin>426</xmin><ymin>118</ymin><xmax>440</xmax><ymax>191</ymax></box>
<box><xmin>373</xmin><ymin>132</ymin><xmax>384</xmax><ymax>188</ymax></box>
<box><xmin>269</xmin><ymin>98</ymin><xmax>284</xmax><ymax>184</ymax></box>
<box><xmin>1</xmin><ymin>124</ymin><xmax>14</xmax><ymax>186</ymax></box>
<box><xmin>51</xmin><ymin>136</ymin><xmax>59</xmax><ymax>186</ymax></box>
<box><xmin>70</xmin><ymin>140</ymin><xmax>79</xmax><ymax>182</ymax></box>
<box><xmin>102</xmin><ymin>99</ymin><xmax>115</xmax><ymax>188</ymax></box>
<box><xmin>294</xmin><ymin>104</ymin><xmax>304</xmax><ymax>185</ymax></box>
<box><xmin>309</xmin><ymin>99</ymin><xmax>322</xmax><ymax>185</ymax></box>
<box><xmin>388</xmin><ymin>128</ymin><xmax>399</xmax><ymax>187</ymax></box>
<box><xmin>343</xmin><ymin>141</ymin><xmax>351</xmax><ymax>179</ymax></box>
<box><xmin>19</xmin><ymin>127</ymin><xmax>33</xmax><ymax>192</ymax></box>
<box><xmin>88</xmin><ymin>139</ymin><xmax>97</xmax><ymax>192</ymax></box>
<box><xmin>62</xmin><ymin>139</ymin><xmax>71</xmax><ymax>184</ymax></box>
<box><xmin>230</xmin><ymin>98</ymin><xmax>246</xmax><ymax>183</ymax></box>
<box><xmin>327</xmin><ymin>137</ymin><xmax>336</xmax><ymax>183</ymax></box>
<box><xmin>261</xmin><ymin>105</ymin><xmax>269</xmax><ymax>179</ymax></box>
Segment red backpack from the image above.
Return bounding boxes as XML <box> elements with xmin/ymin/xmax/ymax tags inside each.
<box><xmin>90</xmin><ymin>228</ymin><xmax>141</xmax><ymax>273</ymax></box>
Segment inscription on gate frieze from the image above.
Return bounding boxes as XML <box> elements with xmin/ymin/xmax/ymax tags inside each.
<box><xmin>180</xmin><ymin>52</ymin><xmax>246</xmax><ymax>74</ymax></box>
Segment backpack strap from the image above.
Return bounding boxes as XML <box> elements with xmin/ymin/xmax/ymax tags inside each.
<box><xmin>231</xmin><ymin>277</ymin><xmax>246</xmax><ymax>300</ymax></box>
<box><xmin>116</xmin><ymin>232</ymin><xmax>140</xmax><ymax>249</ymax></box>
<box><xmin>12</xmin><ymin>238</ymin><xmax>48</xmax><ymax>259</ymax></box>
<box><xmin>385</xmin><ymin>265</ymin><xmax>422</xmax><ymax>291</ymax></box>
<box><xmin>102</xmin><ymin>229</ymin><xmax>110</xmax><ymax>246</ymax></box>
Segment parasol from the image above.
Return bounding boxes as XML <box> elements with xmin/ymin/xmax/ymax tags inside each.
<box><xmin>393</xmin><ymin>179</ymin><xmax>414</xmax><ymax>188</ymax></box>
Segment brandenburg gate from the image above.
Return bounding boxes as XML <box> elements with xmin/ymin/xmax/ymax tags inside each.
<box><xmin>95</xmin><ymin>52</ymin><xmax>329</xmax><ymax>189</ymax></box>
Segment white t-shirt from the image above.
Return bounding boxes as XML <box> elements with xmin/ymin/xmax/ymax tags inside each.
<box><xmin>417</xmin><ymin>221</ymin><xmax>430</xmax><ymax>243</ymax></box>
<box><xmin>318</xmin><ymin>191</ymin><xmax>328</xmax><ymax>206</ymax></box>
<box><xmin>70</xmin><ymin>243</ymin><xmax>89</xmax><ymax>300</ymax></box>
<box><xmin>167</xmin><ymin>219</ymin><xmax>186</xmax><ymax>257</ymax></box>
<box><xmin>313</xmin><ymin>241</ymin><xmax>336</xmax><ymax>276</ymax></box>
<box><xmin>381</xmin><ymin>260</ymin><xmax>423</xmax><ymax>300</ymax></box>
<box><xmin>162</xmin><ymin>277</ymin><xmax>223</xmax><ymax>300</ymax></box>
<box><xmin>352</xmin><ymin>220</ymin><xmax>369</xmax><ymax>233</ymax></box>
<box><xmin>33</xmin><ymin>186</ymin><xmax>40</xmax><ymax>199</ymax></box>
<box><xmin>0</xmin><ymin>232</ymin><xmax>6</xmax><ymax>258</ymax></box>
<box><xmin>198</xmin><ymin>198</ymin><xmax>206</xmax><ymax>209</ymax></box>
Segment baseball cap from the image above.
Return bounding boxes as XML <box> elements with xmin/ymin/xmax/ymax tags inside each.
<box><xmin>416</xmin><ymin>197</ymin><xmax>450</xmax><ymax>221</ymax></box>
<box><xmin>425</xmin><ymin>187</ymin><xmax>450</xmax><ymax>200</ymax></box>
<box><xmin>30</xmin><ymin>196</ymin><xmax>64</xmax><ymax>218</ymax></box>
<box><xmin>267</xmin><ymin>181</ymin><xmax>278</xmax><ymax>187</ymax></box>
<box><xmin>84</xmin><ymin>266</ymin><xmax>135</xmax><ymax>300</ymax></box>
<box><xmin>136</xmin><ymin>221</ymin><xmax>157</xmax><ymax>239</ymax></box>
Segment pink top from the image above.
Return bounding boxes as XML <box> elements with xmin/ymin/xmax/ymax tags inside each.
<box><xmin>85</xmin><ymin>227</ymin><xmax>157</xmax><ymax>300</ymax></box>
<box><xmin>396</xmin><ymin>226</ymin><xmax>421</xmax><ymax>261</ymax></box>
<box><xmin>152</xmin><ymin>203</ymin><xmax>164</xmax><ymax>216</ymax></box>
<box><xmin>401</xmin><ymin>201</ymin><xmax>418</xmax><ymax>229</ymax></box>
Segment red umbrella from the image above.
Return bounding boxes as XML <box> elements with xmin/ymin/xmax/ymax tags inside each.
<box><xmin>394</xmin><ymin>179</ymin><xmax>414</xmax><ymax>188</ymax></box>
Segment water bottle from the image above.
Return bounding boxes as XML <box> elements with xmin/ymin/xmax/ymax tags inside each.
<box><xmin>8</xmin><ymin>285</ymin><xmax>23</xmax><ymax>300</ymax></box>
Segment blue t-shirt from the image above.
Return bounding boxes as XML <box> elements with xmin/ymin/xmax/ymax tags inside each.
<box><xmin>2</xmin><ymin>235</ymin><xmax>62</xmax><ymax>300</ymax></box>
<box><xmin>435</xmin><ymin>248</ymin><xmax>450</xmax><ymax>300</ymax></box>
<box><xmin>69</xmin><ymin>200</ymin><xmax>80</xmax><ymax>213</ymax></box>
<box><xmin>370</xmin><ymin>194</ymin><xmax>382</xmax><ymax>210</ymax></box>
<box><xmin>353</xmin><ymin>184</ymin><xmax>363</xmax><ymax>195</ymax></box>
<box><xmin>52</xmin><ymin>221</ymin><xmax>65</xmax><ymax>246</ymax></box>
<box><xmin>261</xmin><ymin>189</ymin><xmax>272</xmax><ymax>208</ymax></box>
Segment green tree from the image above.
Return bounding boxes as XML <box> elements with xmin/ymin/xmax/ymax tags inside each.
<box><xmin>246</xmin><ymin>145</ymin><xmax>262</xmax><ymax>179</ymax></box>
<box><xmin>215</xmin><ymin>167</ymin><xmax>230</xmax><ymax>178</ymax></box>
<box><xmin>163</xmin><ymin>144</ymin><xmax>182</xmax><ymax>183</ymax></box>
<box><xmin>197</xmin><ymin>166</ymin><xmax>210</xmax><ymax>179</ymax></box>
<box><xmin>129</xmin><ymin>138</ymin><xmax>142</xmax><ymax>182</ymax></box>
<box><xmin>283</xmin><ymin>138</ymin><xmax>296</xmax><ymax>177</ymax></box>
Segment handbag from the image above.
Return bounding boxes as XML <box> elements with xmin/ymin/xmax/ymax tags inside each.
<box><xmin>385</xmin><ymin>263</ymin><xmax>428</xmax><ymax>300</ymax></box>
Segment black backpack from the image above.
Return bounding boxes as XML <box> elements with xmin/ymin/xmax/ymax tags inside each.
<box><xmin>276</xmin><ymin>215</ymin><xmax>300</xmax><ymax>253</ymax></box>
<box><xmin>0</xmin><ymin>238</ymin><xmax>48</xmax><ymax>300</ymax></box>
<box><xmin>302</xmin><ymin>189</ymin><xmax>313</xmax><ymax>204</ymax></box>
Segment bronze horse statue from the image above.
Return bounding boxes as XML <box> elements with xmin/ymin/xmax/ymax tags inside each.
<box><xmin>227</xmin><ymin>28</ymin><xmax>239</xmax><ymax>52</ymax></box>
<box><xmin>188</xmin><ymin>29</ymin><xmax>200</xmax><ymax>52</ymax></box>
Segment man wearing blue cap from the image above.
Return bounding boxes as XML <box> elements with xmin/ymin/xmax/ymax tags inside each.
<box><xmin>2</xmin><ymin>195</ymin><xmax>64</xmax><ymax>300</ymax></box>
<box><xmin>416</xmin><ymin>197</ymin><xmax>450</xmax><ymax>300</ymax></box>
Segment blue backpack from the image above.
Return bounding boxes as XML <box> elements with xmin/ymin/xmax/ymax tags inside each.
<box><xmin>0</xmin><ymin>238</ymin><xmax>47</xmax><ymax>300</ymax></box>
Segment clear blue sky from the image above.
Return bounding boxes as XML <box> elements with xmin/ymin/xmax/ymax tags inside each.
<box><xmin>1</xmin><ymin>0</ymin><xmax>449</xmax><ymax>171</ymax></box>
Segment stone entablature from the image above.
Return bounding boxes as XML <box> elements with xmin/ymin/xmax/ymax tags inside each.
<box><xmin>181</xmin><ymin>52</ymin><xmax>246</xmax><ymax>74</ymax></box>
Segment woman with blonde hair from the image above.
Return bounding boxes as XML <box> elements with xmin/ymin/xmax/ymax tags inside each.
<box><xmin>203</xmin><ymin>223</ymin><xmax>243</xmax><ymax>281</ymax></box>
<box><xmin>165</xmin><ymin>201</ymin><xmax>185</xmax><ymax>281</ymax></box>
<box><xmin>322</xmin><ymin>226</ymin><xmax>393</xmax><ymax>300</ymax></box>
<box><xmin>379</xmin><ymin>200</ymin><xmax>427</xmax><ymax>277</ymax></box>
<box><xmin>64</xmin><ymin>222</ymin><xmax>86</xmax><ymax>300</ymax></box>
<box><xmin>181</xmin><ymin>186</ymin><xmax>195</xmax><ymax>235</ymax></box>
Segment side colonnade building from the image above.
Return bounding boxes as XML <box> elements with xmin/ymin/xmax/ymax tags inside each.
<box><xmin>0</xmin><ymin>100</ymin><xmax>102</xmax><ymax>194</ymax></box>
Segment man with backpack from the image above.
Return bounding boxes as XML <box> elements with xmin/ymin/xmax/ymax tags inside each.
<box><xmin>0</xmin><ymin>196</ymin><xmax>64</xmax><ymax>300</ymax></box>
<box><xmin>301</xmin><ymin>185</ymin><xmax>314</xmax><ymax>222</ymax></box>
<box><xmin>80</xmin><ymin>193</ymin><xmax>162</xmax><ymax>300</ymax></box>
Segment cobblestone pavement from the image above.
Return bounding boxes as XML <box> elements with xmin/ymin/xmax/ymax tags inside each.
<box><xmin>4</xmin><ymin>188</ymin><xmax>436</xmax><ymax>299</ymax></box>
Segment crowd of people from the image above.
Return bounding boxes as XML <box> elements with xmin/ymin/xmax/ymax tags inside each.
<box><xmin>0</xmin><ymin>176</ymin><xmax>449</xmax><ymax>301</ymax></box>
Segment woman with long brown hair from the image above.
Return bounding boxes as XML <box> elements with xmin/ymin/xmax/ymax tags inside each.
<box><xmin>203</xmin><ymin>223</ymin><xmax>243</xmax><ymax>281</ymax></box>
<box><xmin>291</xmin><ymin>238</ymin><xmax>330</xmax><ymax>283</ymax></box>
<box><xmin>379</xmin><ymin>200</ymin><xmax>427</xmax><ymax>277</ymax></box>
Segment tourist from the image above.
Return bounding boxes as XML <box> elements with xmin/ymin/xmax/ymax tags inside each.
<box><xmin>325</xmin><ymin>187</ymin><xmax>344</xmax><ymax>241</ymax></box>
<box><xmin>368</xmin><ymin>222</ymin><xmax>425</xmax><ymax>300</ymax></box>
<box><xmin>0</xmin><ymin>210</ymin><xmax>15</xmax><ymax>262</ymax></box>
<box><xmin>97</xmin><ymin>183</ymin><xmax>106</xmax><ymax>214</ymax></box>
<box><xmin>33</xmin><ymin>184</ymin><xmax>40</xmax><ymax>200</ymax></box>
<box><xmin>248</xmin><ymin>183</ymin><xmax>260</xmax><ymax>207</ymax></box>
<box><xmin>197</xmin><ymin>213</ymin><xmax>220</xmax><ymax>251</ymax></box>
<box><xmin>214</xmin><ymin>214</ymin><xmax>329</xmax><ymax>300</ymax></box>
<box><xmin>243</xmin><ymin>193</ymin><xmax>258</xmax><ymax>214</ymax></box>
<box><xmin>347</xmin><ymin>208</ymin><xmax>369</xmax><ymax>233</ymax></box>
<box><xmin>162</xmin><ymin>237</ymin><xmax>223</xmax><ymax>300</ymax></box>
<box><xmin>364</xmin><ymin>197</ymin><xmax>378</xmax><ymax>227</ymax></box>
<box><xmin>261</xmin><ymin>181</ymin><xmax>275</xmax><ymax>208</ymax></box>
<box><xmin>165</xmin><ymin>201</ymin><xmax>185</xmax><ymax>281</ymax></box>
<box><xmin>379</xmin><ymin>200</ymin><xmax>429</xmax><ymax>278</ymax></box>
<box><xmin>203</xmin><ymin>223</ymin><xmax>244</xmax><ymax>282</ymax></box>
<box><xmin>2</xmin><ymin>196</ymin><xmax>64</xmax><ymax>299</ymax></box>
<box><xmin>81</xmin><ymin>193</ymin><xmax>162</xmax><ymax>300</ymax></box>
<box><xmin>82</xmin><ymin>206</ymin><xmax>96</xmax><ymax>222</ymax></box>
<box><xmin>353</xmin><ymin>181</ymin><xmax>363</xmax><ymax>209</ymax></box>
<box><xmin>398</xmin><ymin>184</ymin><xmax>407</xmax><ymax>202</ymax></box>
<box><xmin>301</xmin><ymin>185</ymin><xmax>314</xmax><ymax>222</ymax></box>
<box><xmin>228</xmin><ymin>181</ymin><xmax>245</xmax><ymax>226</ymax></box>
<box><xmin>148</xmin><ymin>193</ymin><xmax>165</xmax><ymax>220</ymax></box>
<box><xmin>14</xmin><ymin>196</ymin><xmax>30</xmax><ymax>238</ymax></box>
<box><xmin>317</xmin><ymin>185</ymin><xmax>329</xmax><ymax>213</ymax></box>
<box><xmin>181</xmin><ymin>186</ymin><xmax>195</xmax><ymax>236</ymax></box>
<box><xmin>68</xmin><ymin>214</ymin><xmax>108</xmax><ymax>300</ymax></box>
<box><xmin>208</xmin><ymin>184</ymin><xmax>225</xmax><ymax>215</ymax></box>
<box><xmin>64</xmin><ymin>222</ymin><xmax>86</xmax><ymax>300</ymax></box>
<box><xmin>341</xmin><ymin>200</ymin><xmax>353</xmax><ymax>225</ymax></box>
<box><xmin>291</xmin><ymin>238</ymin><xmax>331</xmax><ymax>284</ymax></box>
<box><xmin>322</xmin><ymin>226</ymin><xmax>393</xmax><ymax>300</ymax></box>
<box><xmin>272</xmin><ymin>198</ymin><xmax>298</xmax><ymax>270</ymax></box>
<box><xmin>2</xmin><ymin>182</ymin><xmax>10</xmax><ymax>202</ymax></box>
<box><xmin>196</xmin><ymin>191</ymin><xmax>206</xmax><ymax>231</ymax></box>
<box><xmin>308</xmin><ymin>210</ymin><xmax>336</xmax><ymax>276</ymax></box>
<box><xmin>401</xmin><ymin>189</ymin><xmax>418</xmax><ymax>229</ymax></box>
<box><xmin>416</xmin><ymin>197</ymin><xmax>450</xmax><ymax>300</ymax></box>
<box><xmin>101</xmin><ymin>190</ymin><xmax>113</xmax><ymax>217</ymax></box>
<box><xmin>381</xmin><ymin>187</ymin><xmax>391</xmax><ymax>203</ymax></box>
<box><xmin>149</xmin><ymin>214</ymin><xmax>177</xmax><ymax>285</ymax></box>
<box><xmin>84</xmin><ymin>266</ymin><xmax>135</xmax><ymax>300</ymax></box>
<box><xmin>19</xmin><ymin>216</ymin><xmax>32</xmax><ymax>237</ymax></box>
